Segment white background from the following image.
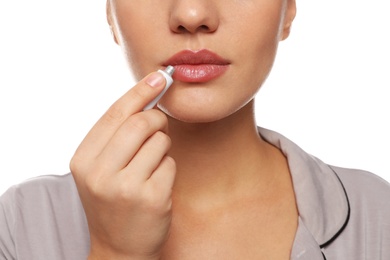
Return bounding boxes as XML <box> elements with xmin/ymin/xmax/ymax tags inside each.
<box><xmin>0</xmin><ymin>0</ymin><xmax>389</xmax><ymax>194</ymax></box>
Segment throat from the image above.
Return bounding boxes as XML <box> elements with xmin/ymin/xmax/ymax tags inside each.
<box><xmin>168</xmin><ymin>117</ymin><xmax>290</xmax><ymax>210</ymax></box>
<box><xmin>170</xmin><ymin>127</ymin><xmax>256</xmax><ymax>190</ymax></box>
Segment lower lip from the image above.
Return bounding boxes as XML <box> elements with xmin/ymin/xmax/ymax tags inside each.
<box><xmin>172</xmin><ymin>64</ymin><xmax>229</xmax><ymax>83</ymax></box>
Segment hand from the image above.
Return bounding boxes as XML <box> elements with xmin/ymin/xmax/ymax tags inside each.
<box><xmin>70</xmin><ymin>72</ymin><xmax>176</xmax><ymax>260</ymax></box>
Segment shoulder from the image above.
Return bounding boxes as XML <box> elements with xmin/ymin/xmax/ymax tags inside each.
<box><xmin>332</xmin><ymin>166</ymin><xmax>390</xmax><ymax>211</ymax></box>
<box><xmin>3</xmin><ymin>173</ymin><xmax>74</xmax><ymax>195</ymax></box>
<box><xmin>331</xmin><ymin>166</ymin><xmax>390</xmax><ymax>224</ymax></box>
<box><xmin>1</xmin><ymin>173</ymin><xmax>86</xmax><ymax>224</ymax></box>
<box><xmin>1</xmin><ymin>173</ymin><xmax>82</xmax><ymax>212</ymax></box>
<box><xmin>323</xmin><ymin>166</ymin><xmax>390</xmax><ymax>258</ymax></box>
<box><xmin>1</xmin><ymin>173</ymin><xmax>75</xmax><ymax>215</ymax></box>
<box><xmin>8</xmin><ymin>173</ymin><xmax>78</xmax><ymax>200</ymax></box>
<box><xmin>0</xmin><ymin>174</ymin><xmax>89</xmax><ymax>259</ymax></box>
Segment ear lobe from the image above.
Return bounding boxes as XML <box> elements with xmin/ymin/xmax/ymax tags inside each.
<box><xmin>280</xmin><ymin>0</ymin><xmax>297</xmax><ymax>41</ymax></box>
<box><xmin>106</xmin><ymin>0</ymin><xmax>119</xmax><ymax>45</ymax></box>
<box><xmin>109</xmin><ymin>25</ymin><xmax>119</xmax><ymax>44</ymax></box>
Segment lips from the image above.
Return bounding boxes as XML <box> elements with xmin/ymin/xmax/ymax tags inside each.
<box><xmin>163</xmin><ymin>49</ymin><xmax>230</xmax><ymax>83</ymax></box>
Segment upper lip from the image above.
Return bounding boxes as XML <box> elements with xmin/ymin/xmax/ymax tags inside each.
<box><xmin>163</xmin><ymin>49</ymin><xmax>230</xmax><ymax>66</ymax></box>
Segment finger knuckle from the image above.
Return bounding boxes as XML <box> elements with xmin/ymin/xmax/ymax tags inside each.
<box><xmin>151</xmin><ymin>111</ymin><xmax>169</xmax><ymax>132</ymax></box>
<box><xmin>153</xmin><ymin>131</ymin><xmax>171</xmax><ymax>147</ymax></box>
<box><xmin>84</xmin><ymin>173</ymin><xmax>103</xmax><ymax>197</ymax></box>
<box><xmin>143</xmin><ymin>192</ymin><xmax>170</xmax><ymax>214</ymax></box>
<box><xmin>103</xmin><ymin>103</ymin><xmax>126</xmax><ymax>125</ymax></box>
<box><xmin>69</xmin><ymin>154</ymin><xmax>87</xmax><ymax>176</ymax></box>
<box><xmin>115</xmin><ymin>180</ymin><xmax>140</xmax><ymax>203</ymax></box>
<box><xmin>143</xmin><ymin>180</ymin><xmax>173</xmax><ymax>214</ymax></box>
<box><xmin>128</xmin><ymin>114</ymin><xmax>151</xmax><ymax>132</ymax></box>
<box><xmin>117</xmin><ymin>187</ymin><xmax>134</xmax><ymax>202</ymax></box>
<box><xmin>163</xmin><ymin>156</ymin><xmax>176</xmax><ymax>172</ymax></box>
<box><xmin>130</xmin><ymin>85</ymin><xmax>148</xmax><ymax>102</ymax></box>
<box><xmin>69</xmin><ymin>156</ymin><xmax>79</xmax><ymax>174</ymax></box>
<box><xmin>153</xmin><ymin>110</ymin><xmax>169</xmax><ymax>125</ymax></box>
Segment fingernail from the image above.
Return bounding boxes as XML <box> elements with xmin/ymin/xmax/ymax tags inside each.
<box><xmin>146</xmin><ymin>72</ymin><xmax>164</xmax><ymax>88</ymax></box>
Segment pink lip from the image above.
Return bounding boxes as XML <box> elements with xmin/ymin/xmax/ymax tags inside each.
<box><xmin>163</xmin><ymin>49</ymin><xmax>230</xmax><ymax>83</ymax></box>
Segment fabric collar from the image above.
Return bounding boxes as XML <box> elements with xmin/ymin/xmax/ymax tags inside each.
<box><xmin>258</xmin><ymin>127</ymin><xmax>350</xmax><ymax>247</ymax></box>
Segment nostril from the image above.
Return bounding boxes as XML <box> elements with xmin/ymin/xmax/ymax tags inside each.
<box><xmin>177</xmin><ymin>25</ymin><xmax>187</xmax><ymax>33</ymax></box>
<box><xmin>176</xmin><ymin>24</ymin><xmax>211</xmax><ymax>34</ymax></box>
<box><xmin>199</xmin><ymin>25</ymin><xmax>209</xmax><ymax>31</ymax></box>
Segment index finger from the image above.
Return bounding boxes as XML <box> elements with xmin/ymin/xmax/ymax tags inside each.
<box><xmin>74</xmin><ymin>72</ymin><xmax>167</xmax><ymax>159</ymax></box>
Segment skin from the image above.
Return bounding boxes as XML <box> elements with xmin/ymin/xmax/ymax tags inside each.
<box><xmin>70</xmin><ymin>0</ymin><xmax>297</xmax><ymax>259</ymax></box>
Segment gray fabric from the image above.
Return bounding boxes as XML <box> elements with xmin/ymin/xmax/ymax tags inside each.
<box><xmin>1</xmin><ymin>128</ymin><xmax>390</xmax><ymax>259</ymax></box>
<box><xmin>0</xmin><ymin>175</ymin><xmax>90</xmax><ymax>259</ymax></box>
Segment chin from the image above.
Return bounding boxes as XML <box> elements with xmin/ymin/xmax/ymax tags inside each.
<box><xmin>158</xmin><ymin>104</ymin><xmax>225</xmax><ymax>123</ymax></box>
<box><xmin>156</xmin><ymin>84</ymin><xmax>256</xmax><ymax>123</ymax></box>
<box><xmin>157</xmin><ymin>98</ymin><xmax>249</xmax><ymax>124</ymax></box>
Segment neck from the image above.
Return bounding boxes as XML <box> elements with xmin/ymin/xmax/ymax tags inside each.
<box><xmin>167</xmin><ymin>101</ymin><xmax>287</xmax><ymax>208</ymax></box>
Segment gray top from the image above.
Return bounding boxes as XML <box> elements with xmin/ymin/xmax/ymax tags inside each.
<box><xmin>1</xmin><ymin>128</ymin><xmax>390</xmax><ymax>259</ymax></box>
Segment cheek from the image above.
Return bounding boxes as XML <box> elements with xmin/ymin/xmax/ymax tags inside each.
<box><xmin>239</xmin><ymin>33</ymin><xmax>279</xmax><ymax>92</ymax></box>
<box><xmin>121</xmin><ymin>32</ymin><xmax>160</xmax><ymax>80</ymax></box>
<box><xmin>113</xmin><ymin>5</ymin><xmax>165</xmax><ymax>80</ymax></box>
<box><xmin>121</xmin><ymin>35</ymin><xmax>159</xmax><ymax>80</ymax></box>
<box><xmin>233</xmin><ymin>7</ymin><xmax>283</xmax><ymax>89</ymax></box>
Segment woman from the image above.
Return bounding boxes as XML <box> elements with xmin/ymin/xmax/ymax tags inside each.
<box><xmin>1</xmin><ymin>0</ymin><xmax>389</xmax><ymax>259</ymax></box>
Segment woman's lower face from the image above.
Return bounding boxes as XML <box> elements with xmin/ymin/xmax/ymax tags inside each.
<box><xmin>107</xmin><ymin>0</ymin><xmax>296</xmax><ymax>123</ymax></box>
